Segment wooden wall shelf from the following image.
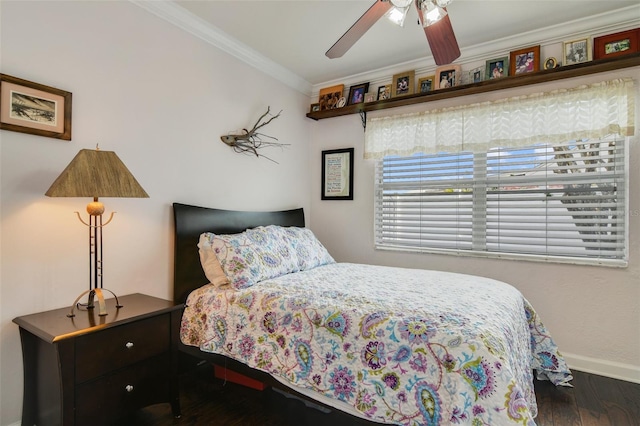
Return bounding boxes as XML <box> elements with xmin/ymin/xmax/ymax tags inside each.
<box><xmin>306</xmin><ymin>53</ymin><xmax>640</xmax><ymax>121</ymax></box>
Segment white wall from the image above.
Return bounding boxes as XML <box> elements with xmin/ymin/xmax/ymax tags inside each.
<box><xmin>0</xmin><ymin>1</ymin><xmax>311</xmax><ymax>424</ymax></box>
<box><xmin>309</xmin><ymin>67</ymin><xmax>640</xmax><ymax>383</ymax></box>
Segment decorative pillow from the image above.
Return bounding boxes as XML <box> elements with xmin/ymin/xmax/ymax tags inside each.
<box><xmin>206</xmin><ymin>226</ymin><xmax>300</xmax><ymax>289</ymax></box>
<box><xmin>198</xmin><ymin>233</ymin><xmax>231</xmax><ymax>288</ymax></box>
<box><xmin>279</xmin><ymin>227</ymin><xmax>335</xmax><ymax>271</ymax></box>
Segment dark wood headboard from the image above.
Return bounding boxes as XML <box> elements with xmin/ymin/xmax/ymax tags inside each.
<box><xmin>172</xmin><ymin>203</ymin><xmax>305</xmax><ymax>304</ymax></box>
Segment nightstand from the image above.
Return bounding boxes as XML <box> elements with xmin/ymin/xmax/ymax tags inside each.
<box><xmin>13</xmin><ymin>293</ymin><xmax>183</xmax><ymax>426</ymax></box>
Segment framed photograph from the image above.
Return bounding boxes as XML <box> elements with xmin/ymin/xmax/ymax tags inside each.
<box><xmin>377</xmin><ymin>84</ymin><xmax>391</xmax><ymax>101</ymax></box>
<box><xmin>510</xmin><ymin>45</ymin><xmax>540</xmax><ymax>75</ymax></box>
<box><xmin>468</xmin><ymin>67</ymin><xmax>483</xmax><ymax>83</ymax></box>
<box><xmin>364</xmin><ymin>93</ymin><xmax>375</xmax><ymax>103</ymax></box>
<box><xmin>318</xmin><ymin>84</ymin><xmax>344</xmax><ymax>110</ymax></box>
<box><xmin>563</xmin><ymin>38</ymin><xmax>591</xmax><ymax>65</ymax></box>
<box><xmin>417</xmin><ymin>75</ymin><xmax>435</xmax><ymax>93</ymax></box>
<box><xmin>594</xmin><ymin>28</ymin><xmax>640</xmax><ymax>60</ymax></box>
<box><xmin>310</xmin><ymin>103</ymin><xmax>320</xmax><ymax>113</ymax></box>
<box><xmin>434</xmin><ymin>65</ymin><xmax>461</xmax><ymax>89</ymax></box>
<box><xmin>485</xmin><ymin>56</ymin><xmax>508</xmax><ymax>80</ymax></box>
<box><xmin>347</xmin><ymin>82</ymin><xmax>370</xmax><ymax>105</ymax></box>
<box><xmin>322</xmin><ymin>148</ymin><xmax>354</xmax><ymax>200</ymax></box>
<box><xmin>391</xmin><ymin>70</ymin><xmax>415</xmax><ymax>97</ymax></box>
<box><xmin>543</xmin><ymin>57</ymin><xmax>558</xmax><ymax>70</ymax></box>
<box><xmin>0</xmin><ymin>73</ymin><xmax>72</xmax><ymax>140</ymax></box>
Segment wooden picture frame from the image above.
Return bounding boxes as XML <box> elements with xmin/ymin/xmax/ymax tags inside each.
<box><xmin>510</xmin><ymin>45</ymin><xmax>540</xmax><ymax>75</ymax></box>
<box><xmin>318</xmin><ymin>84</ymin><xmax>344</xmax><ymax>110</ymax></box>
<box><xmin>0</xmin><ymin>74</ymin><xmax>72</xmax><ymax>141</ymax></box>
<box><xmin>417</xmin><ymin>75</ymin><xmax>435</xmax><ymax>93</ymax></box>
<box><xmin>563</xmin><ymin>37</ymin><xmax>591</xmax><ymax>65</ymax></box>
<box><xmin>434</xmin><ymin>65</ymin><xmax>461</xmax><ymax>89</ymax></box>
<box><xmin>310</xmin><ymin>103</ymin><xmax>320</xmax><ymax>113</ymax></box>
<box><xmin>594</xmin><ymin>28</ymin><xmax>640</xmax><ymax>60</ymax></box>
<box><xmin>391</xmin><ymin>70</ymin><xmax>415</xmax><ymax>97</ymax></box>
<box><xmin>347</xmin><ymin>82</ymin><xmax>370</xmax><ymax>105</ymax></box>
<box><xmin>485</xmin><ymin>56</ymin><xmax>508</xmax><ymax>80</ymax></box>
<box><xmin>377</xmin><ymin>84</ymin><xmax>391</xmax><ymax>101</ymax></box>
<box><xmin>321</xmin><ymin>148</ymin><xmax>354</xmax><ymax>201</ymax></box>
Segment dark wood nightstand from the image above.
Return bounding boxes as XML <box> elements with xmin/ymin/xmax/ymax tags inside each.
<box><xmin>13</xmin><ymin>293</ymin><xmax>183</xmax><ymax>426</ymax></box>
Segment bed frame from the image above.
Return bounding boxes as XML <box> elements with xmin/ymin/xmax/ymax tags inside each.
<box><xmin>173</xmin><ymin>202</ymin><xmax>305</xmax><ymax>305</ymax></box>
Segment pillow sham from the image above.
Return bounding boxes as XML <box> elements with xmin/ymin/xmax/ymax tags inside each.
<box><xmin>198</xmin><ymin>233</ymin><xmax>231</xmax><ymax>288</ymax></box>
<box><xmin>279</xmin><ymin>227</ymin><xmax>335</xmax><ymax>271</ymax></box>
<box><xmin>204</xmin><ymin>226</ymin><xmax>300</xmax><ymax>289</ymax></box>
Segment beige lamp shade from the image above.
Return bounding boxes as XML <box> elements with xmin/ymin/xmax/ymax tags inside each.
<box><xmin>45</xmin><ymin>148</ymin><xmax>149</xmax><ymax>199</ymax></box>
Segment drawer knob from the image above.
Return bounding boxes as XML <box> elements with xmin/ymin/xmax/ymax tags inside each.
<box><xmin>125</xmin><ymin>384</ymin><xmax>134</xmax><ymax>393</ymax></box>
<box><xmin>125</xmin><ymin>342</ymin><xmax>134</xmax><ymax>349</ymax></box>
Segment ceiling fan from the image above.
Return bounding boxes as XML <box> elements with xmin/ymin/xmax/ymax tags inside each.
<box><xmin>326</xmin><ymin>0</ymin><xmax>460</xmax><ymax>66</ymax></box>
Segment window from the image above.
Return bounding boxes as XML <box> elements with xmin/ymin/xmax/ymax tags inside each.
<box><xmin>374</xmin><ymin>137</ymin><xmax>627</xmax><ymax>266</ymax></box>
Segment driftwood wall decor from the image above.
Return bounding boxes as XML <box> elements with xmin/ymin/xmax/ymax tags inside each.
<box><xmin>220</xmin><ymin>107</ymin><xmax>288</xmax><ymax>163</ymax></box>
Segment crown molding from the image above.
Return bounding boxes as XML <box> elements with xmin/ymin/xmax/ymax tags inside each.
<box><xmin>129</xmin><ymin>0</ymin><xmax>313</xmax><ymax>96</ymax></box>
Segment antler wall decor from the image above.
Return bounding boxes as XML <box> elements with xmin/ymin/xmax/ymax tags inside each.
<box><xmin>220</xmin><ymin>107</ymin><xmax>288</xmax><ymax>163</ymax></box>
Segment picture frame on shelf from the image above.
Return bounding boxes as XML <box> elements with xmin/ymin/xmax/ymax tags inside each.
<box><xmin>377</xmin><ymin>84</ymin><xmax>391</xmax><ymax>100</ymax></box>
<box><xmin>417</xmin><ymin>75</ymin><xmax>435</xmax><ymax>93</ymax></box>
<box><xmin>321</xmin><ymin>148</ymin><xmax>354</xmax><ymax>201</ymax></box>
<box><xmin>543</xmin><ymin>57</ymin><xmax>559</xmax><ymax>70</ymax></box>
<box><xmin>318</xmin><ymin>84</ymin><xmax>344</xmax><ymax>110</ymax></box>
<box><xmin>0</xmin><ymin>73</ymin><xmax>72</xmax><ymax>141</ymax></box>
<box><xmin>594</xmin><ymin>28</ymin><xmax>640</xmax><ymax>60</ymax></box>
<box><xmin>391</xmin><ymin>70</ymin><xmax>415</xmax><ymax>97</ymax></box>
<box><xmin>347</xmin><ymin>82</ymin><xmax>370</xmax><ymax>105</ymax></box>
<box><xmin>468</xmin><ymin>67</ymin><xmax>483</xmax><ymax>83</ymax></box>
<box><xmin>510</xmin><ymin>45</ymin><xmax>540</xmax><ymax>75</ymax></box>
<box><xmin>563</xmin><ymin>37</ymin><xmax>591</xmax><ymax>65</ymax></box>
<box><xmin>310</xmin><ymin>103</ymin><xmax>320</xmax><ymax>113</ymax></box>
<box><xmin>364</xmin><ymin>93</ymin><xmax>375</xmax><ymax>103</ymax></box>
<box><xmin>485</xmin><ymin>56</ymin><xmax>508</xmax><ymax>80</ymax></box>
<box><xmin>434</xmin><ymin>65</ymin><xmax>461</xmax><ymax>89</ymax></box>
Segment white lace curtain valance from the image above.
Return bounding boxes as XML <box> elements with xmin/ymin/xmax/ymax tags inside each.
<box><xmin>364</xmin><ymin>78</ymin><xmax>636</xmax><ymax>159</ymax></box>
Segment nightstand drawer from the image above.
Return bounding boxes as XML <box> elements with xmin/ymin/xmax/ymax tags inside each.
<box><xmin>75</xmin><ymin>353</ymin><xmax>171</xmax><ymax>425</ymax></box>
<box><xmin>76</xmin><ymin>314</ymin><xmax>170</xmax><ymax>383</ymax></box>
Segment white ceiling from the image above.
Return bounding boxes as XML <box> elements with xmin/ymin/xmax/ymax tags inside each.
<box><xmin>152</xmin><ymin>1</ymin><xmax>639</xmax><ymax>89</ymax></box>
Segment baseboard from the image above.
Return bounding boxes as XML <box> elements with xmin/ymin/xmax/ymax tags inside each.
<box><xmin>563</xmin><ymin>352</ymin><xmax>640</xmax><ymax>384</ymax></box>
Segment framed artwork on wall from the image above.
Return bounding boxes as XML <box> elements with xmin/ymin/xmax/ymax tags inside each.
<box><xmin>594</xmin><ymin>28</ymin><xmax>640</xmax><ymax>60</ymax></box>
<box><xmin>509</xmin><ymin>45</ymin><xmax>540</xmax><ymax>75</ymax></box>
<box><xmin>391</xmin><ymin>70</ymin><xmax>415</xmax><ymax>97</ymax></box>
<box><xmin>321</xmin><ymin>148</ymin><xmax>354</xmax><ymax>200</ymax></box>
<box><xmin>0</xmin><ymin>73</ymin><xmax>72</xmax><ymax>141</ymax></box>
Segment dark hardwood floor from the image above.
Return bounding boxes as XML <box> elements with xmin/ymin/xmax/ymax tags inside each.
<box><xmin>122</xmin><ymin>362</ymin><xmax>640</xmax><ymax>425</ymax></box>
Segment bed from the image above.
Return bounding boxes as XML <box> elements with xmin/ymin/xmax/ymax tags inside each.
<box><xmin>173</xmin><ymin>202</ymin><xmax>572</xmax><ymax>425</ymax></box>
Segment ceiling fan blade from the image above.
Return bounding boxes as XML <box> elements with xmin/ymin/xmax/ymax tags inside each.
<box><xmin>326</xmin><ymin>0</ymin><xmax>393</xmax><ymax>59</ymax></box>
<box><xmin>416</xmin><ymin>5</ymin><xmax>461</xmax><ymax>65</ymax></box>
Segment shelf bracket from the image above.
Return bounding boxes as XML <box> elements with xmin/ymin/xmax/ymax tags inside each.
<box><xmin>359</xmin><ymin>110</ymin><xmax>367</xmax><ymax>131</ymax></box>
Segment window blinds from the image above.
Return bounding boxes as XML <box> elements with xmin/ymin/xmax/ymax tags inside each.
<box><xmin>374</xmin><ymin>138</ymin><xmax>627</xmax><ymax>265</ymax></box>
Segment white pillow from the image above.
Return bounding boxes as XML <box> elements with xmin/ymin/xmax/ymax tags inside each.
<box><xmin>198</xmin><ymin>233</ymin><xmax>231</xmax><ymax>288</ymax></box>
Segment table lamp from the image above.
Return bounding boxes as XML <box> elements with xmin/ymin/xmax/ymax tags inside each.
<box><xmin>45</xmin><ymin>146</ymin><xmax>148</xmax><ymax>317</ymax></box>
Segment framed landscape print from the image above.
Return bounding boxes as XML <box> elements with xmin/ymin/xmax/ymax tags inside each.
<box><xmin>594</xmin><ymin>28</ymin><xmax>640</xmax><ymax>60</ymax></box>
<box><xmin>0</xmin><ymin>74</ymin><xmax>72</xmax><ymax>140</ymax></box>
<box><xmin>321</xmin><ymin>148</ymin><xmax>354</xmax><ymax>200</ymax></box>
<box><xmin>510</xmin><ymin>45</ymin><xmax>540</xmax><ymax>75</ymax></box>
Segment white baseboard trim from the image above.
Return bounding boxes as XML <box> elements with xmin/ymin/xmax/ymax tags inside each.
<box><xmin>563</xmin><ymin>352</ymin><xmax>640</xmax><ymax>384</ymax></box>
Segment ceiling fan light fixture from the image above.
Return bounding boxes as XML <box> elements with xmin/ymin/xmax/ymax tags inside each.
<box><xmin>421</xmin><ymin>0</ymin><xmax>447</xmax><ymax>27</ymax></box>
<box><xmin>386</xmin><ymin>5</ymin><xmax>410</xmax><ymax>26</ymax></box>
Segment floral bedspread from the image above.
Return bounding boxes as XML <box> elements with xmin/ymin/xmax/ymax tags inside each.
<box><xmin>181</xmin><ymin>263</ymin><xmax>572</xmax><ymax>425</ymax></box>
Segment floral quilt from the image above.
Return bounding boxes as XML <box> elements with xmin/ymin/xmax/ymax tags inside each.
<box><xmin>181</xmin><ymin>262</ymin><xmax>572</xmax><ymax>425</ymax></box>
